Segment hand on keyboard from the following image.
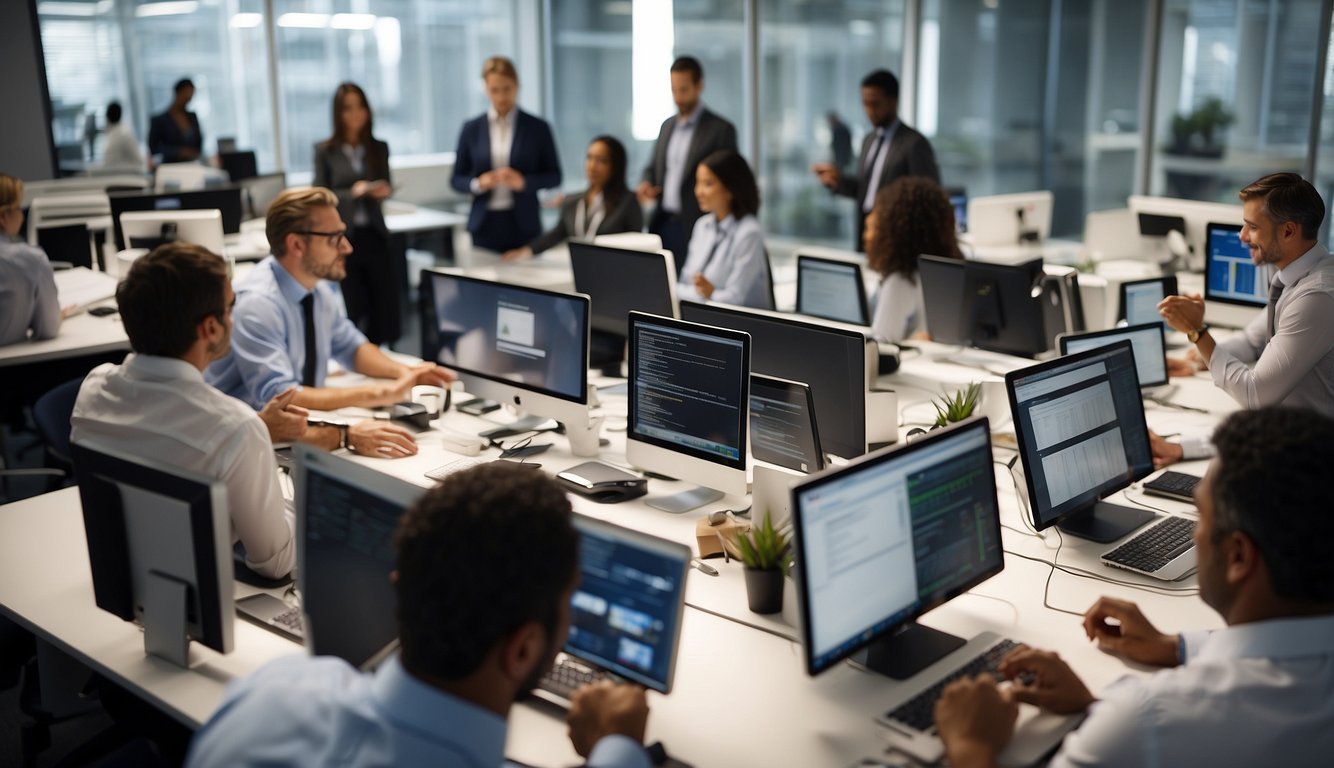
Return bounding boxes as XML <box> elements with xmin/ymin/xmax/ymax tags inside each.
<box><xmin>934</xmin><ymin>676</ymin><xmax>1017</xmax><ymax>768</ymax></box>
<box><xmin>565</xmin><ymin>680</ymin><xmax>649</xmax><ymax>758</ymax></box>
<box><xmin>998</xmin><ymin>646</ymin><xmax>1095</xmax><ymax>715</ymax></box>
<box><xmin>1082</xmin><ymin>597</ymin><xmax>1180</xmax><ymax>667</ymax></box>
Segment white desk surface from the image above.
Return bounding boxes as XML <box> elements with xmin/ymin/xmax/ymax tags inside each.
<box><xmin>0</xmin><ymin>309</ymin><xmax>129</xmax><ymax>367</ymax></box>
<box><xmin>0</xmin><ymin>341</ymin><xmax>1234</xmax><ymax>765</ymax></box>
<box><xmin>384</xmin><ymin>203</ymin><xmax>467</xmax><ymax>235</ymax></box>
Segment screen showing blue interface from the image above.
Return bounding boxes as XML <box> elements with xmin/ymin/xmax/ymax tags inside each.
<box><xmin>797</xmin><ymin>258</ymin><xmax>867</xmax><ymax>325</ymax></box>
<box><xmin>1205</xmin><ymin>224</ymin><xmax>1269</xmax><ymax>306</ymax></box>
<box><xmin>428</xmin><ymin>273</ymin><xmax>586</xmax><ymax>401</ymax></box>
<box><xmin>950</xmin><ymin>193</ymin><xmax>969</xmax><ymax>233</ymax></box>
<box><xmin>630</xmin><ymin>319</ymin><xmax>746</xmax><ymax>464</ymax></box>
<box><xmin>797</xmin><ymin>423</ymin><xmax>999</xmax><ymax>673</ymax></box>
<box><xmin>566</xmin><ymin>527</ymin><xmax>685</xmax><ymax>691</ymax></box>
<box><xmin>1122</xmin><ymin>279</ymin><xmax>1170</xmax><ymax>328</ymax></box>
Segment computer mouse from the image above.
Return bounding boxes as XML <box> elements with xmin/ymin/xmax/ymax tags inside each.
<box><xmin>588</xmin><ymin>485</ymin><xmax>648</xmax><ymax>504</ymax></box>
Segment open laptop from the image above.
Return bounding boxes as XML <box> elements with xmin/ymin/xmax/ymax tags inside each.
<box><xmin>533</xmin><ymin>515</ymin><xmax>690</xmax><ymax>707</ymax></box>
<box><xmin>795</xmin><ymin>253</ymin><xmax>870</xmax><ymax>327</ymax></box>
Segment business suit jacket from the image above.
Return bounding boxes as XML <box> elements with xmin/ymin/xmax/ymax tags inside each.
<box><xmin>450</xmin><ymin>110</ymin><xmax>562</xmax><ymax>244</ymax></box>
<box><xmin>527</xmin><ymin>190</ymin><xmax>644</xmax><ymax>256</ymax></box>
<box><xmin>313</xmin><ymin>139</ymin><xmax>391</xmax><ymax>237</ymax></box>
<box><xmin>835</xmin><ymin>120</ymin><xmax>939</xmax><ymax>250</ymax></box>
<box><xmin>641</xmin><ymin>108</ymin><xmax>738</xmax><ymax>235</ymax></box>
<box><xmin>147</xmin><ymin>111</ymin><xmax>202</xmax><ymax>163</ymax></box>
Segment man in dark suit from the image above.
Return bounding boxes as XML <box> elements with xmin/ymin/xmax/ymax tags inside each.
<box><xmin>637</xmin><ymin>56</ymin><xmax>738</xmax><ymax>264</ymax></box>
<box><xmin>812</xmin><ymin>69</ymin><xmax>940</xmax><ymax>252</ymax></box>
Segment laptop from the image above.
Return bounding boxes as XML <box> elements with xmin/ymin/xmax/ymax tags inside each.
<box><xmin>533</xmin><ymin>515</ymin><xmax>690</xmax><ymax>706</ymax></box>
<box><xmin>1057</xmin><ymin>322</ymin><xmax>1173</xmax><ymax>400</ymax></box>
<box><xmin>795</xmin><ymin>253</ymin><xmax>870</xmax><ymax>327</ymax></box>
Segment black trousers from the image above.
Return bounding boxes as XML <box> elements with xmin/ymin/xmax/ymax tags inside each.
<box><xmin>649</xmin><ymin>209</ymin><xmax>688</xmax><ymax>266</ymax></box>
<box><xmin>469</xmin><ymin>209</ymin><xmax>529</xmax><ymax>253</ymax></box>
<box><xmin>342</xmin><ymin>225</ymin><xmax>401</xmax><ymax>346</ymax></box>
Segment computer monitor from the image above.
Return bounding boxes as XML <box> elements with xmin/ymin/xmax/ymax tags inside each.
<box><xmin>295</xmin><ymin>445</ymin><xmax>424</xmax><ymax>669</ymax></box>
<box><xmin>792</xmin><ymin>417</ymin><xmax>1002</xmax><ymax>679</ymax></box>
<box><xmin>795</xmin><ymin>253</ymin><xmax>870</xmax><ymax>326</ymax></box>
<box><xmin>110</xmin><ymin>187</ymin><xmax>245</xmax><ymax>248</ymax></box>
<box><xmin>1204</xmin><ymin>221</ymin><xmax>1272</xmax><ymax>328</ymax></box>
<box><xmin>946</xmin><ymin>186</ymin><xmax>968</xmax><ymax>234</ymax></box>
<box><xmin>966</xmin><ymin>191</ymin><xmax>1053</xmax><ymax>246</ymax></box>
<box><xmin>1137</xmin><ymin>212</ymin><xmax>1186</xmax><ymax>238</ymax></box>
<box><xmin>1118</xmin><ymin>275</ymin><xmax>1178</xmax><ymax>328</ymax></box>
<box><xmin>219</xmin><ymin>151</ymin><xmax>259</xmax><ymax>182</ymax></box>
<box><xmin>1006</xmin><ymin>340</ymin><xmax>1157</xmax><ymax>542</ymax></box>
<box><xmin>422</xmin><ymin>270</ymin><xmax>591</xmax><ymax>425</ymax></box>
<box><xmin>154</xmin><ymin>162</ymin><xmax>229</xmax><ymax>193</ymax></box>
<box><xmin>561</xmin><ymin>515</ymin><xmax>690</xmax><ymax>693</ymax></box>
<box><xmin>680</xmin><ymin>301</ymin><xmax>870</xmax><ymax>460</ymax></box>
<box><xmin>1128</xmin><ymin>195</ymin><xmax>1244</xmax><ymax>268</ymax></box>
<box><xmin>35</xmin><ymin>223</ymin><xmax>94</xmax><ymax>269</ymax></box>
<box><xmin>749</xmin><ymin>374</ymin><xmax>824</xmax><ymax>473</ymax></box>
<box><xmin>237</xmin><ymin>172</ymin><xmax>286</xmax><ymax>220</ymax></box>
<box><xmin>72</xmin><ymin>439</ymin><xmax>234</xmax><ymax>668</ymax></box>
<box><xmin>569</xmin><ymin>241</ymin><xmax>679</xmax><ymax>338</ymax></box>
<box><xmin>119</xmin><ymin>209</ymin><xmax>226</xmax><ymax>258</ymax></box>
<box><xmin>964</xmin><ymin>258</ymin><xmax>1051</xmax><ymax>357</ymax></box>
<box><xmin>626</xmin><ymin>312</ymin><xmax>750</xmax><ymax>512</ymax></box>
<box><xmin>1058</xmin><ymin>323</ymin><xmax>1169</xmax><ymax>388</ymax></box>
<box><xmin>918</xmin><ymin>254</ymin><xmax>968</xmax><ymax>345</ymax></box>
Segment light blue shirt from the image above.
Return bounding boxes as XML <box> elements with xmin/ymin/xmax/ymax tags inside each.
<box><xmin>0</xmin><ymin>234</ymin><xmax>61</xmax><ymax>347</ymax></box>
<box><xmin>206</xmin><ymin>256</ymin><xmax>367</xmax><ymax>409</ymax></box>
<box><xmin>676</xmin><ymin>213</ymin><xmax>771</xmax><ymax>309</ymax></box>
<box><xmin>661</xmin><ymin>105</ymin><xmax>702</xmax><ymax>214</ymax></box>
<box><xmin>186</xmin><ymin>654</ymin><xmax>651</xmax><ymax>768</ymax></box>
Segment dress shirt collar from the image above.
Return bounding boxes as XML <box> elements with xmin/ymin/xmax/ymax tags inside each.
<box><xmin>1194</xmin><ymin>613</ymin><xmax>1334</xmax><ymax>663</ymax></box>
<box><xmin>265</xmin><ymin>255</ymin><xmax>314</xmax><ymax>305</ymax></box>
<box><xmin>711</xmin><ymin>212</ymin><xmax>737</xmax><ymax>233</ymax></box>
<box><xmin>676</xmin><ymin>103</ymin><xmax>704</xmax><ymax>128</ymax></box>
<box><xmin>372</xmin><ymin>655</ymin><xmax>507</xmax><ymax>766</ymax></box>
<box><xmin>1277</xmin><ymin>242</ymin><xmax>1330</xmax><ymax>287</ymax></box>
<box><xmin>0</xmin><ymin>233</ymin><xmax>20</xmax><ymax>245</ymax></box>
<box><xmin>122</xmin><ymin>352</ymin><xmax>206</xmax><ymax>384</ymax></box>
<box><xmin>487</xmin><ymin>106</ymin><xmax>514</xmax><ymax>126</ymax></box>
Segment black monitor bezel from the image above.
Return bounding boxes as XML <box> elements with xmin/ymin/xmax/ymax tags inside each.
<box><xmin>1202</xmin><ymin>221</ymin><xmax>1265</xmax><ymax>308</ymax></box>
<box><xmin>918</xmin><ymin>254</ymin><xmax>968</xmax><ymax>345</ymax></box>
<box><xmin>569</xmin><ymin>241</ymin><xmax>677</xmax><ymax>337</ymax></box>
<box><xmin>748</xmin><ymin>373</ymin><xmax>825</xmax><ymax>472</ymax></box>
<box><xmin>1058</xmin><ymin>322</ymin><xmax>1169</xmax><ymax>388</ymax></box>
<box><xmin>1116</xmin><ymin>275</ymin><xmax>1179</xmax><ymax>326</ymax></box>
<box><xmin>792</xmin><ymin>417</ymin><xmax>1000</xmax><ymax>677</ymax></box>
<box><xmin>794</xmin><ymin>253</ymin><xmax>870</xmax><ymax>327</ymax></box>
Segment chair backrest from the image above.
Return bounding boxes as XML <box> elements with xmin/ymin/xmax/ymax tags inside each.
<box><xmin>33</xmin><ymin>377</ymin><xmax>84</xmax><ymax>470</ymax></box>
<box><xmin>763</xmin><ymin>248</ymin><xmax>776</xmax><ymax>311</ymax></box>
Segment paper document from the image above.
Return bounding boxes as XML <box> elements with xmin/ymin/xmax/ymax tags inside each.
<box><xmin>53</xmin><ymin>267</ymin><xmax>119</xmax><ymax>312</ymax></box>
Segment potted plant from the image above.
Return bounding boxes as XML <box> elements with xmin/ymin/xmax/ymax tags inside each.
<box><xmin>931</xmin><ymin>381</ymin><xmax>981</xmax><ymax>428</ymax></box>
<box><xmin>736</xmin><ymin>512</ymin><xmax>793</xmax><ymax>615</ymax></box>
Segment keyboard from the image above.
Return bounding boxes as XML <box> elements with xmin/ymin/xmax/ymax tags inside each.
<box><xmin>235</xmin><ymin>593</ymin><xmax>306</xmax><ymax>643</ymax></box>
<box><xmin>536</xmin><ymin>654</ymin><xmax>607</xmax><ymax>704</ymax></box>
<box><xmin>884</xmin><ymin>638</ymin><xmax>1020</xmax><ymax>733</ymax></box>
<box><xmin>425</xmin><ymin>456</ymin><xmax>491</xmax><ymax>481</ymax></box>
<box><xmin>1142</xmin><ymin>471</ymin><xmax>1200</xmax><ymax>502</ymax></box>
<box><xmin>1101</xmin><ymin>515</ymin><xmax>1196</xmax><ymax>577</ymax></box>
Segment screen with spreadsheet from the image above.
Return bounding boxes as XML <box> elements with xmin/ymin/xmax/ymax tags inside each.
<box><xmin>1205</xmin><ymin>222</ymin><xmax>1272</xmax><ymax>307</ymax></box>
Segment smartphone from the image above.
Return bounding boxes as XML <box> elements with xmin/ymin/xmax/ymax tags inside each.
<box><xmin>457</xmin><ymin>397</ymin><xmax>500</xmax><ymax>416</ymax></box>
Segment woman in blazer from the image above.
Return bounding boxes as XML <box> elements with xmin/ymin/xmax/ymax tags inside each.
<box><xmin>313</xmin><ymin>82</ymin><xmax>398</xmax><ymax>345</ymax></box>
<box><xmin>675</xmin><ymin>150</ymin><xmax>772</xmax><ymax>309</ymax></box>
<box><xmin>450</xmin><ymin>56</ymin><xmax>562</xmax><ymax>253</ymax></box>
<box><xmin>863</xmin><ymin>177</ymin><xmax>962</xmax><ymax>342</ymax></box>
<box><xmin>502</xmin><ymin>135</ymin><xmax>642</xmax><ymax>261</ymax></box>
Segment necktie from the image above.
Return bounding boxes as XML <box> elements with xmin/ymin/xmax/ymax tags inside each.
<box><xmin>1267</xmin><ymin>276</ymin><xmax>1285</xmax><ymax>338</ymax></box>
<box><xmin>862</xmin><ymin>129</ymin><xmax>887</xmax><ymax>211</ymax></box>
<box><xmin>301</xmin><ymin>294</ymin><xmax>317</xmax><ymax>387</ymax></box>
<box><xmin>863</xmin><ymin>129</ymin><xmax>886</xmax><ymax>173</ymax></box>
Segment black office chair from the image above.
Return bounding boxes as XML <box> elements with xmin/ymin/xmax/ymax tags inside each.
<box><xmin>33</xmin><ymin>377</ymin><xmax>83</xmax><ymax>485</ymax></box>
<box><xmin>762</xmin><ymin>248</ymin><xmax>777</xmax><ymax>311</ymax></box>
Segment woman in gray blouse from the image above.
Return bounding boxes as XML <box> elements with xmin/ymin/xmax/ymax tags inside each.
<box><xmin>0</xmin><ymin>173</ymin><xmax>63</xmax><ymax>347</ymax></box>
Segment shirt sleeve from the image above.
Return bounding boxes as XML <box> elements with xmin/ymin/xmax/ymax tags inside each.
<box><xmin>1207</xmin><ymin>289</ymin><xmax>1334</xmax><ymax>409</ymax></box>
<box><xmin>585</xmin><ymin>735</ymin><xmax>652</xmax><ymax>768</ymax></box>
<box><xmin>328</xmin><ymin>307</ymin><xmax>369</xmax><ymax>371</ymax></box>
<box><xmin>708</xmin><ymin>222</ymin><xmax>769</xmax><ymax>308</ymax></box>
<box><xmin>1048</xmin><ymin>677</ymin><xmax>1153</xmax><ymax>768</ymax></box>
<box><xmin>1177</xmin><ymin>433</ymin><xmax>1216</xmax><ymax>461</ymax></box>
<box><xmin>221</xmin><ymin>415</ymin><xmax>295</xmax><ymax>579</ymax></box>
<box><xmin>28</xmin><ymin>250</ymin><xmax>62</xmax><ymax>340</ymax></box>
<box><xmin>227</xmin><ymin>293</ymin><xmax>303</xmax><ymax>409</ymax></box>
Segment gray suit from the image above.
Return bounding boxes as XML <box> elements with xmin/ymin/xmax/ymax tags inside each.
<box><xmin>313</xmin><ymin>139</ymin><xmax>391</xmax><ymax>237</ymax></box>
<box><xmin>834</xmin><ymin>121</ymin><xmax>939</xmax><ymax>251</ymax></box>
<box><xmin>527</xmin><ymin>190</ymin><xmax>644</xmax><ymax>256</ymax></box>
<box><xmin>642</xmin><ymin>108</ymin><xmax>737</xmax><ymax>252</ymax></box>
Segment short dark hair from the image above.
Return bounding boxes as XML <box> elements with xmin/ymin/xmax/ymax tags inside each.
<box><xmin>1210</xmin><ymin>407</ymin><xmax>1334</xmax><ymax>603</ymax></box>
<box><xmin>867</xmin><ymin>177</ymin><xmax>962</xmax><ymax>279</ymax></box>
<box><xmin>394</xmin><ymin>463</ymin><xmax>579</xmax><ymax>681</ymax></box>
<box><xmin>861</xmin><ymin>69</ymin><xmax>900</xmax><ymax>101</ymax></box>
<box><xmin>106</xmin><ymin>102</ymin><xmax>122</xmax><ymax>125</ymax></box>
<box><xmin>173</xmin><ymin>78</ymin><xmax>194</xmax><ymax>94</ymax></box>
<box><xmin>116</xmin><ymin>242</ymin><xmax>228</xmax><ymax>358</ymax></box>
<box><xmin>1238</xmin><ymin>172</ymin><xmax>1325</xmax><ymax>239</ymax></box>
<box><xmin>670</xmin><ymin>55</ymin><xmax>703</xmax><ymax>83</ymax></box>
<box><xmin>700</xmin><ymin>149</ymin><xmax>760</xmax><ymax>220</ymax></box>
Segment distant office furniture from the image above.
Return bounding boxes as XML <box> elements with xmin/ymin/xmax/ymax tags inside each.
<box><xmin>25</xmin><ymin>194</ymin><xmax>110</xmax><ymax>248</ymax></box>
<box><xmin>108</xmin><ymin>187</ymin><xmax>243</xmax><ymax>249</ymax></box>
<box><xmin>153</xmin><ymin>163</ymin><xmax>228</xmax><ymax>194</ymax></box>
<box><xmin>967</xmin><ymin>191</ymin><xmax>1053</xmax><ymax>246</ymax></box>
<box><xmin>236</xmin><ymin>172</ymin><xmax>285</xmax><ymax>220</ymax></box>
<box><xmin>119</xmin><ymin>209</ymin><xmax>225</xmax><ymax>258</ymax></box>
<box><xmin>1128</xmin><ymin>195</ymin><xmax>1243</xmax><ymax>270</ymax></box>
<box><xmin>21</xmin><ymin>177</ymin><xmax>147</xmax><ymax>207</ymax></box>
<box><xmin>218</xmin><ymin>151</ymin><xmax>258</xmax><ymax>183</ymax></box>
<box><xmin>1082</xmin><ymin>208</ymin><xmax>1138</xmax><ymax>260</ymax></box>
<box><xmin>35</xmin><ymin>223</ymin><xmax>94</xmax><ymax>270</ymax></box>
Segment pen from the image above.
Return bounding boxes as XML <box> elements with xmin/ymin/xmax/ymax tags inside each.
<box><xmin>690</xmin><ymin>558</ymin><xmax>719</xmax><ymax>576</ymax></box>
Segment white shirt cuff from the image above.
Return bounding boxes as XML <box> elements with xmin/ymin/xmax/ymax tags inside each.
<box><xmin>586</xmin><ymin>735</ymin><xmax>652</xmax><ymax>768</ymax></box>
<box><xmin>469</xmin><ymin>177</ymin><xmax>483</xmax><ymax>195</ymax></box>
<box><xmin>1179</xmin><ymin>629</ymin><xmax>1211</xmax><ymax>662</ymax></box>
<box><xmin>1177</xmin><ymin>434</ymin><xmax>1216</xmax><ymax>461</ymax></box>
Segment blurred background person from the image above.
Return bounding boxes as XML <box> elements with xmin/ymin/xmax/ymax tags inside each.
<box><xmin>148</xmin><ymin>78</ymin><xmax>203</xmax><ymax>164</ymax></box>
<box><xmin>0</xmin><ymin>173</ymin><xmax>63</xmax><ymax>348</ymax></box>
<box><xmin>675</xmin><ymin>149</ymin><xmax>771</xmax><ymax>309</ymax></box>
<box><xmin>99</xmin><ymin>101</ymin><xmax>145</xmax><ymax>173</ymax></box>
<box><xmin>863</xmin><ymin>177</ymin><xmax>962</xmax><ymax>342</ymax></box>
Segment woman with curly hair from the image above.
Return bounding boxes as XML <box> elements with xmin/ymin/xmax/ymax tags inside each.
<box><xmin>863</xmin><ymin>177</ymin><xmax>962</xmax><ymax>342</ymax></box>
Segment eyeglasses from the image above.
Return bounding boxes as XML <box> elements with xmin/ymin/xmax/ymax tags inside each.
<box><xmin>295</xmin><ymin>229</ymin><xmax>348</xmax><ymax>248</ymax></box>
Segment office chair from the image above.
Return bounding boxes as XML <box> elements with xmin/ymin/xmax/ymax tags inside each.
<box><xmin>762</xmin><ymin>248</ymin><xmax>777</xmax><ymax>311</ymax></box>
<box><xmin>33</xmin><ymin>377</ymin><xmax>83</xmax><ymax>481</ymax></box>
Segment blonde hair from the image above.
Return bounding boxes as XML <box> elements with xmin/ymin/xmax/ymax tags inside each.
<box><xmin>265</xmin><ymin>186</ymin><xmax>339</xmax><ymax>256</ymax></box>
<box><xmin>482</xmin><ymin>56</ymin><xmax>518</xmax><ymax>83</ymax></box>
<box><xmin>0</xmin><ymin>174</ymin><xmax>23</xmax><ymax>211</ymax></box>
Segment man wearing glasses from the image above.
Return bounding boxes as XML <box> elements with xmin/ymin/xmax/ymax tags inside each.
<box><xmin>208</xmin><ymin>186</ymin><xmax>453</xmax><ymax>458</ymax></box>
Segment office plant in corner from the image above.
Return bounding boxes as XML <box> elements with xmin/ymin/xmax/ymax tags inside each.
<box><xmin>737</xmin><ymin>513</ymin><xmax>793</xmax><ymax>615</ymax></box>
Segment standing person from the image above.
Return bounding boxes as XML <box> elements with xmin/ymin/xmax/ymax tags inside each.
<box><xmin>313</xmin><ymin>83</ymin><xmax>398</xmax><ymax>345</ymax></box>
<box><xmin>451</xmin><ymin>56</ymin><xmax>562</xmax><ymax>254</ymax></box>
<box><xmin>826</xmin><ymin>111</ymin><xmax>853</xmax><ymax>173</ymax></box>
<box><xmin>502</xmin><ymin>135</ymin><xmax>643</xmax><ymax>261</ymax></box>
<box><xmin>675</xmin><ymin>150</ymin><xmax>771</xmax><ymax>309</ymax></box>
<box><xmin>863</xmin><ymin>177</ymin><xmax>963</xmax><ymax>342</ymax></box>
<box><xmin>100</xmin><ymin>101</ymin><xmax>146</xmax><ymax>174</ymax></box>
<box><xmin>811</xmin><ymin>69</ymin><xmax>939</xmax><ymax>252</ymax></box>
<box><xmin>0</xmin><ymin>173</ymin><xmax>63</xmax><ymax>347</ymax></box>
<box><xmin>637</xmin><ymin>56</ymin><xmax>738</xmax><ymax>265</ymax></box>
<box><xmin>148</xmin><ymin>78</ymin><xmax>203</xmax><ymax>164</ymax></box>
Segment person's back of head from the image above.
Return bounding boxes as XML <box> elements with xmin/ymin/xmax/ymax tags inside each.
<box><xmin>1238</xmin><ymin>172</ymin><xmax>1325</xmax><ymax>241</ymax></box>
<box><xmin>700</xmin><ymin>149</ymin><xmax>760</xmax><ymax>220</ymax></box>
<box><xmin>866</xmin><ymin>177</ymin><xmax>960</xmax><ymax>279</ymax></box>
<box><xmin>107</xmin><ymin>102</ymin><xmax>123</xmax><ymax>126</ymax></box>
<box><xmin>1209</xmin><ymin>407</ymin><xmax>1334</xmax><ymax>608</ymax></box>
<box><xmin>265</xmin><ymin>186</ymin><xmax>339</xmax><ymax>258</ymax></box>
<box><xmin>670</xmin><ymin>55</ymin><xmax>704</xmax><ymax>84</ymax></box>
<box><xmin>117</xmin><ymin>242</ymin><xmax>228</xmax><ymax>358</ymax></box>
<box><xmin>394</xmin><ymin>462</ymin><xmax>579</xmax><ymax>688</ymax></box>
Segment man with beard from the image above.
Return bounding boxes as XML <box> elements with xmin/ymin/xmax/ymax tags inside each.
<box><xmin>207</xmin><ymin>186</ymin><xmax>452</xmax><ymax>458</ymax></box>
<box><xmin>186</xmin><ymin>463</ymin><xmax>653</xmax><ymax>767</ymax></box>
<box><xmin>71</xmin><ymin>242</ymin><xmax>296</xmax><ymax>578</ymax></box>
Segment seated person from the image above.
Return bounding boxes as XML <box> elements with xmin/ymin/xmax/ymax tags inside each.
<box><xmin>207</xmin><ymin>187</ymin><xmax>452</xmax><ymax>457</ymax></box>
<box><xmin>187</xmin><ymin>462</ymin><xmax>653</xmax><ymax>767</ymax></box>
<box><xmin>675</xmin><ymin>149</ymin><xmax>771</xmax><ymax>309</ymax></box>
<box><xmin>934</xmin><ymin>406</ymin><xmax>1334</xmax><ymax>768</ymax></box>
<box><xmin>863</xmin><ymin>177</ymin><xmax>963</xmax><ymax>342</ymax></box>
<box><xmin>71</xmin><ymin>243</ymin><xmax>295</xmax><ymax>579</ymax></box>
<box><xmin>0</xmin><ymin>173</ymin><xmax>64</xmax><ymax>347</ymax></box>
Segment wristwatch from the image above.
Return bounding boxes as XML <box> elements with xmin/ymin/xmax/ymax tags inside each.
<box><xmin>1186</xmin><ymin>324</ymin><xmax>1211</xmax><ymax>344</ymax></box>
<box><xmin>307</xmin><ymin>418</ymin><xmax>350</xmax><ymax>451</ymax></box>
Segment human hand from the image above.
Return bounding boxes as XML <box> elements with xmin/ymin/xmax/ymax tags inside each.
<box><xmin>999</xmin><ymin>646</ymin><xmax>1095</xmax><ymax>714</ymax></box>
<box><xmin>693</xmin><ymin>273</ymin><xmax>715</xmax><ymax>299</ymax></box>
<box><xmin>1158</xmin><ymin>293</ymin><xmax>1206</xmax><ymax>335</ymax></box>
<box><xmin>811</xmin><ymin>162</ymin><xmax>840</xmax><ymax>188</ymax></box>
<box><xmin>1147</xmin><ymin>430</ymin><xmax>1184</xmax><ymax>469</ymax></box>
<box><xmin>367</xmin><ymin>180</ymin><xmax>392</xmax><ymax>200</ymax></box>
<box><xmin>502</xmin><ymin>246</ymin><xmax>534</xmax><ymax>262</ymax></box>
<box><xmin>1165</xmin><ymin>356</ymin><xmax>1200</xmax><ymax>378</ymax></box>
<box><xmin>498</xmin><ymin>166</ymin><xmax>526</xmax><ymax>191</ymax></box>
<box><xmin>636</xmin><ymin>180</ymin><xmax>660</xmax><ymax>203</ymax></box>
<box><xmin>934</xmin><ymin>675</ymin><xmax>1016</xmax><ymax>768</ymax></box>
<box><xmin>477</xmin><ymin>171</ymin><xmax>499</xmax><ymax>192</ymax></box>
<box><xmin>566</xmin><ymin>681</ymin><xmax>649</xmax><ymax>758</ymax></box>
<box><xmin>347</xmin><ymin>420</ymin><xmax>418</xmax><ymax>458</ymax></box>
<box><xmin>60</xmin><ymin>304</ymin><xmax>78</xmax><ymax>320</ymax></box>
<box><xmin>1083</xmin><ymin>597</ymin><xmax>1179</xmax><ymax>667</ymax></box>
<box><xmin>409</xmin><ymin>362</ymin><xmax>454</xmax><ymax>388</ymax></box>
<box><xmin>258</xmin><ymin>387</ymin><xmax>309</xmax><ymax>443</ymax></box>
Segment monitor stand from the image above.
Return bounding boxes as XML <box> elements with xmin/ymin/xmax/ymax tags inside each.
<box><xmin>1056</xmin><ymin>500</ymin><xmax>1156</xmax><ymax>543</ymax></box>
<box><xmin>854</xmin><ymin>622</ymin><xmax>967</xmax><ymax>680</ymax></box>
<box><xmin>141</xmin><ymin>570</ymin><xmax>191</xmax><ymax>668</ymax></box>
<box><xmin>645</xmin><ymin>487</ymin><xmax>724</xmax><ymax>514</ymax></box>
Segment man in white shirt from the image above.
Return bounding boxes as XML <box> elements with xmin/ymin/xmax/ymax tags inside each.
<box><xmin>72</xmin><ymin>242</ymin><xmax>295</xmax><ymax>579</ymax></box>
<box><xmin>934</xmin><ymin>406</ymin><xmax>1334</xmax><ymax>768</ymax></box>
<box><xmin>99</xmin><ymin>101</ymin><xmax>145</xmax><ymax>174</ymax></box>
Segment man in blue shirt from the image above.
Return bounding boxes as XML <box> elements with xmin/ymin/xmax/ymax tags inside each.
<box><xmin>187</xmin><ymin>462</ymin><xmax>653</xmax><ymax>768</ymax></box>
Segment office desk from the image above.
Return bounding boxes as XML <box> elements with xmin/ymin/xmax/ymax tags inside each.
<box><xmin>0</xmin><ymin>311</ymin><xmax>129</xmax><ymax>368</ymax></box>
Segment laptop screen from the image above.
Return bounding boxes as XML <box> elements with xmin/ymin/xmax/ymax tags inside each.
<box><xmin>1059</xmin><ymin>323</ymin><xmax>1169</xmax><ymax>388</ymax></box>
<box><xmin>796</xmin><ymin>254</ymin><xmax>869</xmax><ymax>326</ymax></box>
<box><xmin>565</xmin><ymin>516</ymin><xmax>690</xmax><ymax>693</ymax></box>
<box><xmin>750</xmin><ymin>374</ymin><xmax>824</xmax><ymax>473</ymax></box>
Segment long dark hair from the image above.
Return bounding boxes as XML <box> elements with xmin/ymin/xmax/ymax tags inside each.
<box><xmin>326</xmin><ymin>82</ymin><xmax>374</xmax><ymax>148</ymax></box>
<box><xmin>700</xmin><ymin>149</ymin><xmax>760</xmax><ymax>220</ymax></box>
<box><xmin>865</xmin><ymin>177</ymin><xmax>961</xmax><ymax>280</ymax></box>
<box><xmin>590</xmin><ymin>134</ymin><xmax>630</xmax><ymax>213</ymax></box>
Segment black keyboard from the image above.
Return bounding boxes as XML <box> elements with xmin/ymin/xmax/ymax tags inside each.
<box><xmin>884</xmin><ymin>639</ymin><xmax>1020</xmax><ymax>733</ymax></box>
<box><xmin>1143</xmin><ymin>471</ymin><xmax>1199</xmax><ymax>501</ymax></box>
<box><xmin>270</xmin><ymin>606</ymin><xmax>305</xmax><ymax>638</ymax></box>
<box><xmin>538</xmin><ymin>655</ymin><xmax>606</xmax><ymax>702</ymax></box>
<box><xmin>1102</xmin><ymin>516</ymin><xmax>1196</xmax><ymax>574</ymax></box>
